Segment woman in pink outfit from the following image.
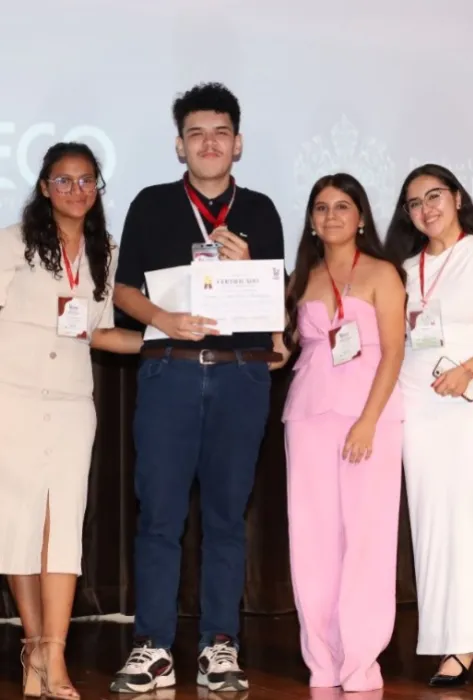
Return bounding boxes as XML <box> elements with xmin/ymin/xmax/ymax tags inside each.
<box><xmin>273</xmin><ymin>173</ymin><xmax>405</xmax><ymax>691</ymax></box>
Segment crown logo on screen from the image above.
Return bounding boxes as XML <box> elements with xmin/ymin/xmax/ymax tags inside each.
<box><xmin>293</xmin><ymin>115</ymin><xmax>396</xmax><ymax>232</ymax></box>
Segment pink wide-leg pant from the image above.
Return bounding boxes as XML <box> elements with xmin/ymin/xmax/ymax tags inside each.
<box><xmin>285</xmin><ymin>412</ymin><xmax>402</xmax><ymax>691</ymax></box>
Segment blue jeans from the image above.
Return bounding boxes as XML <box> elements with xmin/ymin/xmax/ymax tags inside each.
<box><xmin>133</xmin><ymin>351</ymin><xmax>271</xmax><ymax>650</ymax></box>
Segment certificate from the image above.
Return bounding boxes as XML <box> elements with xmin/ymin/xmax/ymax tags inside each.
<box><xmin>190</xmin><ymin>259</ymin><xmax>285</xmax><ymax>333</ymax></box>
<box><xmin>143</xmin><ymin>266</ymin><xmax>188</xmax><ymax>341</ymax></box>
<box><xmin>143</xmin><ymin>265</ymin><xmax>232</xmax><ymax>340</ymax></box>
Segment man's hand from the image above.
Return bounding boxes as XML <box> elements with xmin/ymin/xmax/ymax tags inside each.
<box><xmin>268</xmin><ymin>333</ymin><xmax>291</xmax><ymax>370</ymax></box>
<box><xmin>152</xmin><ymin>309</ymin><xmax>219</xmax><ymax>341</ymax></box>
<box><xmin>210</xmin><ymin>226</ymin><xmax>250</xmax><ymax>261</ymax></box>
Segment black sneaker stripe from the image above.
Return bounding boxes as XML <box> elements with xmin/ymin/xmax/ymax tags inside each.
<box><xmin>207</xmin><ymin>671</ymin><xmax>247</xmax><ymax>682</ymax></box>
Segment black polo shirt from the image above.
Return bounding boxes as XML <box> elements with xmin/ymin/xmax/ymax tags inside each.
<box><xmin>115</xmin><ymin>178</ymin><xmax>285</xmax><ymax>350</ymax></box>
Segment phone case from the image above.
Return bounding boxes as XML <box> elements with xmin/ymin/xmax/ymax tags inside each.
<box><xmin>432</xmin><ymin>356</ymin><xmax>473</xmax><ymax>402</ymax></box>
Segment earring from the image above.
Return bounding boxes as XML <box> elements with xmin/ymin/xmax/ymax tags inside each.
<box><xmin>358</xmin><ymin>226</ymin><xmax>364</xmax><ymax>236</ymax></box>
<box><xmin>311</xmin><ymin>229</ymin><xmax>317</xmax><ymax>236</ymax></box>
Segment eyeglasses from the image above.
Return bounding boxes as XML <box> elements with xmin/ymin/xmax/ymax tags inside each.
<box><xmin>47</xmin><ymin>176</ymin><xmax>101</xmax><ymax>194</ymax></box>
<box><xmin>403</xmin><ymin>187</ymin><xmax>451</xmax><ymax>215</ymax></box>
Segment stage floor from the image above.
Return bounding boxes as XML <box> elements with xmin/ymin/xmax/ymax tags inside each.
<box><xmin>0</xmin><ymin>606</ymin><xmax>468</xmax><ymax>700</ymax></box>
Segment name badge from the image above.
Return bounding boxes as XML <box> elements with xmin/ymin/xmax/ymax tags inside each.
<box><xmin>328</xmin><ymin>321</ymin><xmax>362</xmax><ymax>366</ymax></box>
<box><xmin>192</xmin><ymin>242</ymin><xmax>220</xmax><ymax>262</ymax></box>
<box><xmin>57</xmin><ymin>296</ymin><xmax>88</xmax><ymax>339</ymax></box>
<box><xmin>408</xmin><ymin>299</ymin><xmax>444</xmax><ymax>350</ymax></box>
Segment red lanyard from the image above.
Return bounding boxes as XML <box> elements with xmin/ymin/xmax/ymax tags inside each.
<box><xmin>419</xmin><ymin>232</ymin><xmax>464</xmax><ymax>305</ymax></box>
<box><xmin>62</xmin><ymin>241</ymin><xmax>83</xmax><ymax>290</ymax></box>
<box><xmin>183</xmin><ymin>174</ymin><xmax>236</xmax><ymax>229</ymax></box>
<box><xmin>326</xmin><ymin>249</ymin><xmax>360</xmax><ymax>321</ymax></box>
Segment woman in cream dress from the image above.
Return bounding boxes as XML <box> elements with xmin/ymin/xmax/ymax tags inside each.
<box><xmin>0</xmin><ymin>142</ymin><xmax>142</xmax><ymax>699</ymax></box>
<box><xmin>386</xmin><ymin>164</ymin><xmax>473</xmax><ymax>688</ymax></box>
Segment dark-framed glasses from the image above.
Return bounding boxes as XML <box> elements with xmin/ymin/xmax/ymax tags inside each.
<box><xmin>47</xmin><ymin>175</ymin><xmax>102</xmax><ymax>194</ymax></box>
<box><xmin>403</xmin><ymin>187</ymin><xmax>451</xmax><ymax>215</ymax></box>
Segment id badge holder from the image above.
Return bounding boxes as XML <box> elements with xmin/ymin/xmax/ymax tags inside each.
<box><xmin>57</xmin><ymin>296</ymin><xmax>89</xmax><ymax>339</ymax></box>
<box><xmin>408</xmin><ymin>299</ymin><xmax>444</xmax><ymax>350</ymax></box>
<box><xmin>328</xmin><ymin>320</ymin><xmax>362</xmax><ymax>366</ymax></box>
<box><xmin>192</xmin><ymin>242</ymin><xmax>220</xmax><ymax>262</ymax></box>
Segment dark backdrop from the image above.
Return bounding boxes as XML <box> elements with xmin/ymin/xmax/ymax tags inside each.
<box><xmin>0</xmin><ymin>352</ymin><xmax>416</xmax><ymax>619</ymax></box>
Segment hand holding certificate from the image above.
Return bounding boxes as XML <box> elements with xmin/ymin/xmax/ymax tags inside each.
<box><xmin>190</xmin><ymin>259</ymin><xmax>285</xmax><ymax>333</ymax></box>
<box><xmin>143</xmin><ymin>266</ymin><xmax>220</xmax><ymax>341</ymax></box>
<box><xmin>152</xmin><ymin>309</ymin><xmax>219</xmax><ymax>341</ymax></box>
<box><xmin>143</xmin><ymin>259</ymin><xmax>285</xmax><ymax>339</ymax></box>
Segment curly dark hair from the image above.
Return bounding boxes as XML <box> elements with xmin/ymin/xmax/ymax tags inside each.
<box><xmin>21</xmin><ymin>141</ymin><xmax>112</xmax><ymax>302</ymax></box>
<box><xmin>172</xmin><ymin>82</ymin><xmax>241</xmax><ymax>136</ymax></box>
<box><xmin>285</xmin><ymin>172</ymin><xmax>406</xmax><ymax>349</ymax></box>
<box><xmin>384</xmin><ymin>163</ymin><xmax>473</xmax><ymax>265</ymax></box>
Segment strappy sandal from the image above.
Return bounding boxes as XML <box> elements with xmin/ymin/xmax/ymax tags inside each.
<box><xmin>21</xmin><ymin>636</ymin><xmax>42</xmax><ymax>697</ymax></box>
<box><xmin>32</xmin><ymin>637</ymin><xmax>80</xmax><ymax>699</ymax></box>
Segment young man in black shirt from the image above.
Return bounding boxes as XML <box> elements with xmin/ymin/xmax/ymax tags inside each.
<box><xmin>110</xmin><ymin>83</ymin><xmax>284</xmax><ymax>694</ymax></box>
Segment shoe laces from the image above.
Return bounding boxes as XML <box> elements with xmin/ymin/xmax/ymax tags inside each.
<box><xmin>208</xmin><ymin>642</ymin><xmax>238</xmax><ymax>670</ymax></box>
<box><xmin>124</xmin><ymin>646</ymin><xmax>168</xmax><ymax>672</ymax></box>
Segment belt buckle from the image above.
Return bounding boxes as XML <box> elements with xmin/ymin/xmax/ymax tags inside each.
<box><xmin>199</xmin><ymin>350</ymin><xmax>216</xmax><ymax>365</ymax></box>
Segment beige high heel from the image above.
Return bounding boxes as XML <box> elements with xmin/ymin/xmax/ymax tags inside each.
<box><xmin>21</xmin><ymin>636</ymin><xmax>42</xmax><ymax>698</ymax></box>
<box><xmin>32</xmin><ymin>637</ymin><xmax>80</xmax><ymax>699</ymax></box>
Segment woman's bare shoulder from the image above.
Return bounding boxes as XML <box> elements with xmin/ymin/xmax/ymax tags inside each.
<box><xmin>362</xmin><ymin>255</ymin><xmax>400</xmax><ymax>277</ymax></box>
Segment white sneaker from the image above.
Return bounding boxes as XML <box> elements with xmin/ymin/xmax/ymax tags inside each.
<box><xmin>197</xmin><ymin>636</ymin><xmax>249</xmax><ymax>692</ymax></box>
<box><xmin>110</xmin><ymin>639</ymin><xmax>175</xmax><ymax>693</ymax></box>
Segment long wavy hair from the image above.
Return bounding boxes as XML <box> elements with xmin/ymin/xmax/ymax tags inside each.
<box><xmin>284</xmin><ymin>172</ymin><xmax>405</xmax><ymax>348</ymax></box>
<box><xmin>384</xmin><ymin>163</ymin><xmax>473</xmax><ymax>266</ymax></box>
<box><xmin>21</xmin><ymin>142</ymin><xmax>111</xmax><ymax>301</ymax></box>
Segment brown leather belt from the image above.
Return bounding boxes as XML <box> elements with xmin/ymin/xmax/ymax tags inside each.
<box><xmin>141</xmin><ymin>347</ymin><xmax>283</xmax><ymax>365</ymax></box>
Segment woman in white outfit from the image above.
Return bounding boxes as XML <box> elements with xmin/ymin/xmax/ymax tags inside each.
<box><xmin>0</xmin><ymin>142</ymin><xmax>142</xmax><ymax>699</ymax></box>
<box><xmin>385</xmin><ymin>163</ymin><xmax>473</xmax><ymax>687</ymax></box>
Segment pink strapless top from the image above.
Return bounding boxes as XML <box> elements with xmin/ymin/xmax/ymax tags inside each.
<box><xmin>282</xmin><ymin>297</ymin><xmax>403</xmax><ymax>422</ymax></box>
